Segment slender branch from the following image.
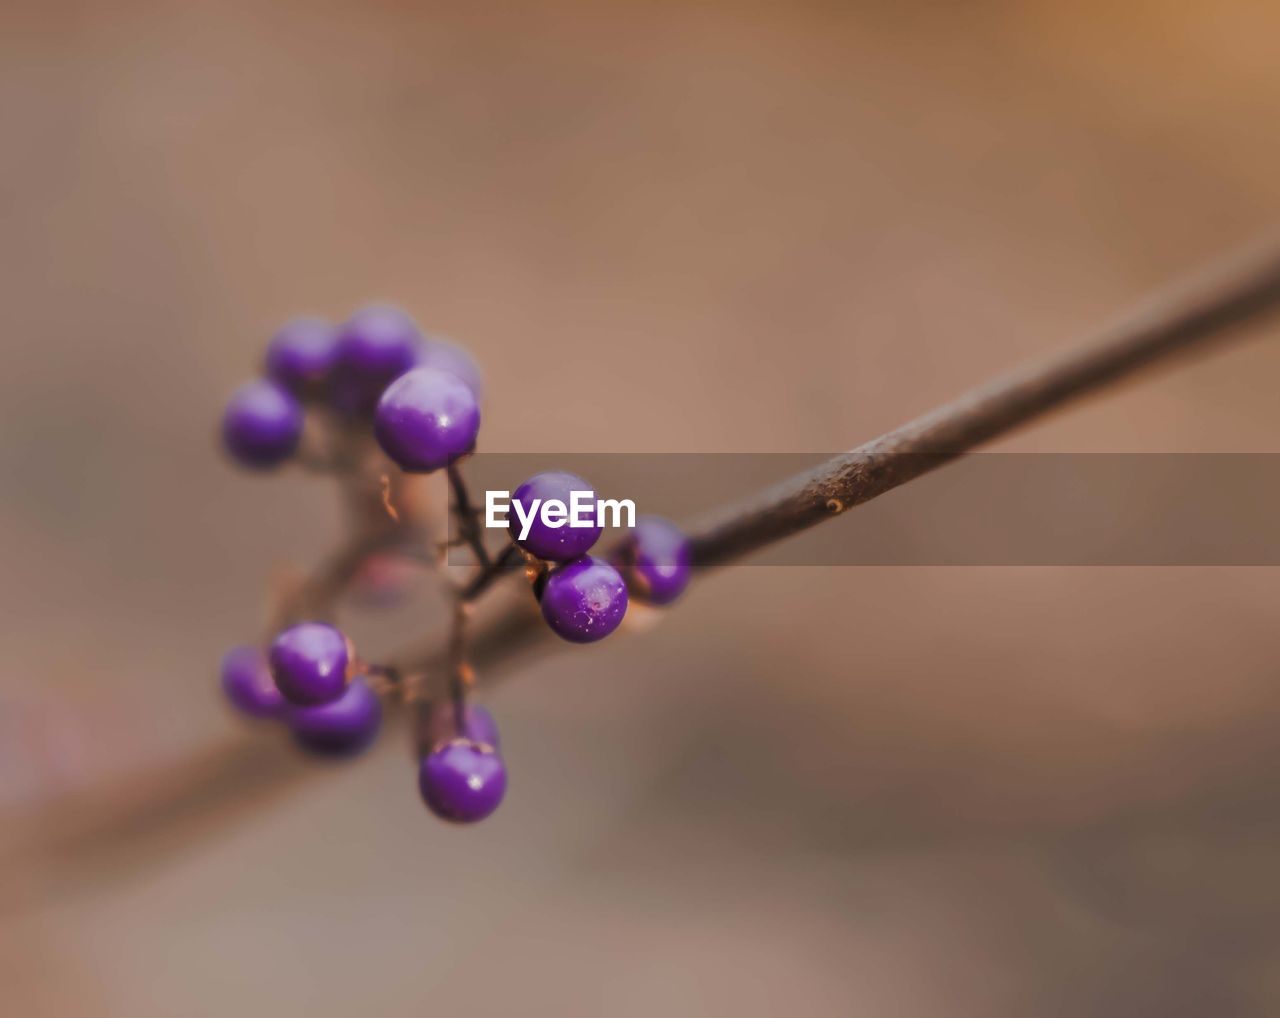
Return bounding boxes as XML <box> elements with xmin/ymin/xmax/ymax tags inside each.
<box><xmin>460</xmin><ymin>542</ymin><xmax>521</xmax><ymax>602</ymax></box>
<box><xmin>446</xmin><ymin>599</ymin><xmax>473</xmax><ymax>716</ymax></box>
<box><xmin>390</xmin><ymin>235</ymin><xmax>1280</xmax><ymax>689</ymax></box>
<box><xmin>270</xmin><ymin>427</ymin><xmax>438</xmax><ymax>633</ymax></box>
<box><xmin>689</xmin><ymin>240</ymin><xmax>1280</xmax><ymax>567</ymax></box>
<box><xmin>268</xmin><ymin>526</ymin><xmax>401</xmax><ymax>632</ymax></box>
<box><xmin>268</xmin><ymin>475</ymin><xmax>425</xmax><ymax>632</ymax></box>
<box><xmin>12</xmin><ymin>235</ymin><xmax>1280</xmax><ymax>887</ymax></box>
<box><xmin>447</xmin><ymin>462</ymin><xmax>492</xmax><ymax>571</ymax></box>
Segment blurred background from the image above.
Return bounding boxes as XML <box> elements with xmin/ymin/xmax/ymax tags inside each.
<box><xmin>4</xmin><ymin>1</ymin><xmax>1280</xmax><ymax>1014</ymax></box>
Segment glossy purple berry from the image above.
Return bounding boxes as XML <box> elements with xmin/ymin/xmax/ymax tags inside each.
<box><xmin>414</xmin><ymin>336</ymin><xmax>483</xmax><ymax>401</ymax></box>
<box><xmin>540</xmin><ymin>555</ymin><xmax>628</xmax><ymax>643</ymax></box>
<box><xmin>615</xmin><ymin>516</ymin><xmax>692</xmax><ymax>605</ymax></box>
<box><xmin>220</xmin><ymin>645</ymin><xmax>286</xmax><ymax>719</ymax></box>
<box><xmin>417</xmin><ymin>701</ymin><xmax>500</xmax><ymax>755</ymax></box>
<box><xmin>374</xmin><ymin>367</ymin><xmax>480</xmax><ymax>472</ymax></box>
<box><xmin>332</xmin><ymin>304</ymin><xmax>421</xmax><ymax>412</ymax></box>
<box><xmin>268</xmin><ymin>621</ymin><xmax>349</xmax><ymax>706</ymax></box>
<box><xmin>221</xmin><ymin>379</ymin><xmax>303</xmax><ymax>469</ymax></box>
<box><xmin>418</xmin><ymin>739</ymin><xmax>507</xmax><ymax>823</ymax></box>
<box><xmin>265</xmin><ymin>317</ymin><xmax>339</xmax><ymax>396</ymax></box>
<box><xmin>509</xmin><ymin>471</ymin><xmax>601</xmax><ymax>561</ymax></box>
<box><xmin>290</xmin><ymin>677</ymin><xmax>382</xmax><ymax>757</ymax></box>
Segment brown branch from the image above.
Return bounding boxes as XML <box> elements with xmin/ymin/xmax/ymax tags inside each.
<box><xmin>0</xmin><ymin>731</ymin><xmax>317</xmax><ymax>912</ymax></box>
<box><xmin>269</xmin><ymin>432</ymin><xmax>432</xmax><ymax>633</ymax></box>
<box><xmin>447</xmin><ymin>462</ymin><xmax>492</xmax><ymax>570</ymax></box>
<box><xmin>390</xmin><ymin>235</ymin><xmax>1280</xmax><ymax>689</ymax></box>
<box><xmin>460</xmin><ymin>541</ymin><xmax>521</xmax><ymax>602</ymax></box>
<box><xmin>268</xmin><ymin>526</ymin><xmax>400</xmax><ymax>633</ymax></box>
<box><xmin>12</xmin><ymin>235</ymin><xmax>1280</xmax><ymax>892</ymax></box>
<box><xmin>687</xmin><ymin>242</ymin><xmax>1280</xmax><ymax>567</ymax></box>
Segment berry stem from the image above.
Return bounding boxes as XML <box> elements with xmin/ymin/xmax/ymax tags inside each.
<box><xmin>446</xmin><ymin>598</ymin><xmax>474</xmax><ymax>724</ymax></box>
<box><xmin>294</xmin><ymin>413</ymin><xmax>352</xmax><ymax>473</ymax></box>
<box><xmin>459</xmin><ymin>542</ymin><xmax>520</xmax><ymax>603</ymax></box>
<box><xmin>446</xmin><ymin>462</ymin><xmax>491</xmax><ymax>571</ymax></box>
<box><xmin>359</xmin><ymin>662</ymin><xmax>403</xmax><ymax>696</ymax></box>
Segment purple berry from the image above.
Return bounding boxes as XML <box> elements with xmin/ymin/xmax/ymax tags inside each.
<box><xmin>417</xmin><ymin>701</ymin><xmax>500</xmax><ymax>755</ymax></box>
<box><xmin>509</xmin><ymin>471</ymin><xmax>600</xmax><ymax>561</ymax></box>
<box><xmin>540</xmin><ymin>555</ymin><xmax>628</xmax><ymax>643</ymax></box>
<box><xmin>269</xmin><ymin>621</ymin><xmax>349</xmax><ymax>706</ymax></box>
<box><xmin>332</xmin><ymin>305</ymin><xmax>421</xmax><ymax>412</ymax></box>
<box><xmin>265</xmin><ymin>317</ymin><xmax>339</xmax><ymax>396</ymax></box>
<box><xmin>374</xmin><ymin>367</ymin><xmax>480</xmax><ymax>473</ymax></box>
<box><xmin>413</xmin><ymin>336</ymin><xmax>483</xmax><ymax>401</ymax></box>
<box><xmin>220</xmin><ymin>645</ymin><xmax>286</xmax><ymax>719</ymax></box>
<box><xmin>418</xmin><ymin>738</ymin><xmax>507</xmax><ymax>823</ymax></box>
<box><xmin>221</xmin><ymin>379</ymin><xmax>303</xmax><ymax>469</ymax></box>
<box><xmin>289</xmin><ymin>677</ymin><xmax>382</xmax><ymax>757</ymax></box>
<box><xmin>615</xmin><ymin>516</ymin><xmax>692</xmax><ymax>605</ymax></box>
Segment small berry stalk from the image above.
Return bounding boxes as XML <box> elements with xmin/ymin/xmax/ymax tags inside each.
<box><xmin>218</xmin><ymin>307</ymin><xmax>691</xmax><ymax>825</ymax></box>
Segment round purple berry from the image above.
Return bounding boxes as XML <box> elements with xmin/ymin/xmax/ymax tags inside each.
<box><xmin>540</xmin><ymin>555</ymin><xmax>628</xmax><ymax>643</ymax></box>
<box><xmin>265</xmin><ymin>317</ymin><xmax>339</xmax><ymax>396</ymax></box>
<box><xmin>417</xmin><ymin>701</ymin><xmax>500</xmax><ymax>755</ymax></box>
<box><xmin>374</xmin><ymin>367</ymin><xmax>480</xmax><ymax>472</ymax></box>
<box><xmin>615</xmin><ymin>516</ymin><xmax>692</xmax><ymax>605</ymax></box>
<box><xmin>332</xmin><ymin>304</ymin><xmax>421</xmax><ymax>412</ymax></box>
<box><xmin>289</xmin><ymin>677</ymin><xmax>382</xmax><ymax>757</ymax></box>
<box><xmin>418</xmin><ymin>738</ymin><xmax>507</xmax><ymax>823</ymax></box>
<box><xmin>413</xmin><ymin>336</ymin><xmax>483</xmax><ymax>401</ymax></box>
<box><xmin>220</xmin><ymin>645</ymin><xmax>286</xmax><ymax>719</ymax></box>
<box><xmin>269</xmin><ymin>621</ymin><xmax>350</xmax><ymax>706</ymax></box>
<box><xmin>221</xmin><ymin>379</ymin><xmax>303</xmax><ymax>469</ymax></box>
<box><xmin>509</xmin><ymin>471</ymin><xmax>601</xmax><ymax>561</ymax></box>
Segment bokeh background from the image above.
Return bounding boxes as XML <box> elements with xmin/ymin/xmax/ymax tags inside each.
<box><xmin>5</xmin><ymin>2</ymin><xmax>1280</xmax><ymax>1014</ymax></box>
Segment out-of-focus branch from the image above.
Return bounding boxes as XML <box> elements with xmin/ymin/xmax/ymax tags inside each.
<box><xmin>268</xmin><ymin>527</ymin><xmax>402</xmax><ymax>632</ymax></box>
<box><xmin>0</xmin><ymin>730</ymin><xmax>318</xmax><ymax>913</ymax></box>
<box><xmin>270</xmin><ymin>433</ymin><xmax>432</xmax><ymax>632</ymax></box>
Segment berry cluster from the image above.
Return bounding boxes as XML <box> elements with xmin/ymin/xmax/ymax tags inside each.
<box><xmin>218</xmin><ymin>306</ymin><xmax>691</xmax><ymax>825</ymax></box>
<box><xmin>221</xmin><ymin>308</ymin><xmax>482</xmax><ymax>472</ymax></box>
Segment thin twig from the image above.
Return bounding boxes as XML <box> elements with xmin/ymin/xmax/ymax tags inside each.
<box><xmin>447</xmin><ymin>599</ymin><xmax>474</xmax><ymax>719</ymax></box>
<box><xmin>460</xmin><ymin>542</ymin><xmax>521</xmax><ymax>602</ymax></box>
<box><xmin>389</xmin><ymin>235</ymin><xmax>1280</xmax><ymax>689</ymax></box>
<box><xmin>12</xmin><ymin>235</ymin><xmax>1280</xmax><ymax>886</ymax></box>
<box><xmin>270</xmin><ymin>432</ymin><xmax>431</xmax><ymax>633</ymax></box>
<box><xmin>268</xmin><ymin>526</ymin><xmax>401</xmax><ymax>633</ymax></box>
<box><xmin>689</xmin><ymin>240</ymin><xmax>1280</xmax><ymax>567</ymax></box>
<box><xmin>447</xmin><ymin>462</ymin><xmax>492</xmax><ymax>570</ymax></box>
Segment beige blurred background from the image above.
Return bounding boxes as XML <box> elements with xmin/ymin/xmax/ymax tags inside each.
<box><xmin>4</xmin><ymin>1</ymin><xmax>1280</xmax><ymax>1014</ymax></box>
